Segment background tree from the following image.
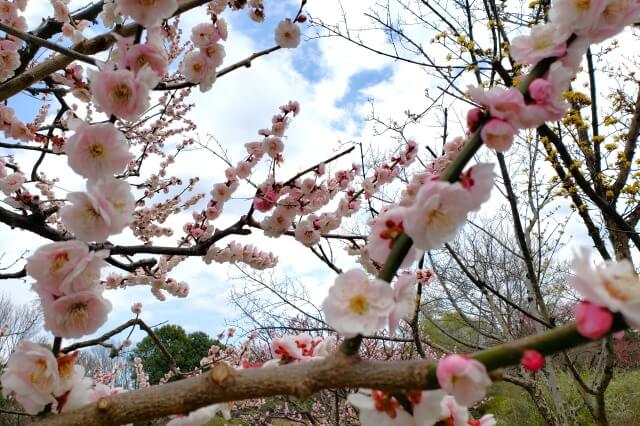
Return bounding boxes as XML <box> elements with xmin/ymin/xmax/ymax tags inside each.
<box><xmin>132</xmin><ymin>324</ymin><xmax>219</xmax><ymax>385</ymax></box>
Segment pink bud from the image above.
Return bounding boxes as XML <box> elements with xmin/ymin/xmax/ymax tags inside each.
<box><xmin>466</xmin><ymin>107</ymin><xmax>484</xmax><ymax>132</ymax></box>
<box><xmin>480</xmin><ymin>118</ymin><xmax>517</xmax><ymax>152</ymax></box>
<box><xmin>574</xmin><ymin>300</ymin><xmax>613</xmax><ymax>340</ymax></box>
<box><xmin>521</xmin><ymin>350</ymin><xmax>544</xmax><ymax>371</ymax></box>
<box><xmin>528</xmin><ymin>78</ymin><xmax>553</xmax><ymax>104</ymax></box>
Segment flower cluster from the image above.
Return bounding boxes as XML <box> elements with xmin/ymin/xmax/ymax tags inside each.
<box><xmin>471</xmin><ymin>0</ymin><xmax>640</xmax><ymax>153</ymax></box>
<box><xmin>0</xmin><ymin>0</ymin><xmax>27</xmax><ymax>45</ymax></box>
<box><xmin>180</xmin><ymin>17</ymin><xmax>228</xmax><ymax>92</ymax></box>
<box><xmin>0</xmin><ymin>38</ymin><xmax>19</xmax><ymax>82</ymax></box>
<box><xmin>204</xmin><ymin>241</ymin><xmax>278</xmax><ymax>270</ymax></box>
<box><xmin>265</xmin><ymin>333</ymin><xmax>336</xmax><ymax>366</ymax></box>
<box><xmin>0</xmin><ymin>342</ymin><xmax>91</xmax><ymax>415</ymax></box>
<box><xmin>26</xmin><ymin>241</ymin><xmax>112</xmax><ymax>338</ymax></box>
<box><xmin>348</xmin><ymin>388</ymin><xmax>495</xmax><ymax>426</ymax></box>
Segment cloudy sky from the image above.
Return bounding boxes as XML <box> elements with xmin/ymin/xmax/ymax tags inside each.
<box><xmin>0</xmin><ymin>0</ymin><xmax>453</xmax><ymax>347</ymax></box>
<box><xmin>0</xmin><ymin>0</ymin><xmax>596</xmax><ymax>351</ymax></box>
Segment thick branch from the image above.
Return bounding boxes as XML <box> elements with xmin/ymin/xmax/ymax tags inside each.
<box><xmin>38</xmin><ymin>316</ymin><xmax>626</xmax><ymax>426</ymax></box>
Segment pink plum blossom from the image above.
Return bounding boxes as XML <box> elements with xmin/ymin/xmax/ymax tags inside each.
<box><xmin>40</xmin><ymin>289</ymin><xmax>112</xmax><ymax>338</ymax></box>
<box><xmin>467</xmin><ymin>85</ymin><xmax>525</xmax><ymax>125</ymax></box>
<box><xmin>510</xmin><ymin>24</ymin><xmax>570</xmax><ymax>65</ymax></box>
<box><xmin>480</xmin><ymin>119</ymin><xmax>517</xmax><ymax>152</ymax></box>
<box><xmin>0</xmin><ymin>341</ymin><xmax>59</xmax><ymax>414</ymax></box>
<box><xmin>436</xmin><ymin>354</ymin><xmax>492</xmax><ymax>406</ymax></box>
<box><xmin>26</xmin><ymin>240</ymin><xmax>107</xmax><ymax>295</ymax></box>
<box><xmin>60</xmin><ymin>178</ymin><xmax>135</xmax><ymax>242</ymax></box>
<box><xmin>574</xmin><ymin>300</ymin><xmax>614</xmax><ymax>339</ymax></box>
<box><xmin>403</xmin><ymin>180</ymin><xmax>471</xmax><ymax>250</ymax></box>
<box><xmin>590</xmin><ymin>0</ymin><xmax>640</xmax><ymax>42</ymax></box>
<box><xmin>190</xmin><ymin>23</ymin><xmax>220</xmax><ymax>48</ymax></box>
<box><xmin>294</xmin><ymin>219</ymin><xmax>321</xmax><ymax>247</ymax></box>
<box><xmin>569</xmin><ymin>248</ymin><xmax>640</xmax><ymax>328</ymax></box>
<box><xmin>322</xmin><ymin>269</ymin><xmax>394</xmax><ymax>337</ymax></box>
<box><xmin>367</xmin><ymin>206</ymin><xmax>417</xmax><ymax>267</ymax></box>
<box><xmin>65</xmin><ymin>119</ymin><xmax>134</xmax><ymax>180</ymax></box>
<box><xmin>459</xmin><ymin>162</ymin><xmax>495</xmax><ymax>210</ymax></box>
<box><xmin>180</xmin><ymin>51</ymin><xmax>216</xmax><ymax>92</ymax></box>
<box><xmin>253</xmin><ymin>190</ymin><xmax>277</xmax><ymax>212</ymax></box>
<box><xmin>0</xmin><ymin>172</ymin><xmax>25</xmax><ymax>195</ymax></box>
<box><xmin>115</xmin><ymin>0</ymin><xmax>177</xmax><ymax>28</ymax></box>
<box><xmin>122</xmin><ymin>41</ymin><xmax>168</xmax><ymax>77</ymax></box>
<box><xmin>89</xmin><ymin>65</ymin><xmax>159</xmax><ymax>121</ymax></box>
<box><xmin>275</xmin><ymin>18</ymin><xmax>301</xmax><ymax>48</ymax></box>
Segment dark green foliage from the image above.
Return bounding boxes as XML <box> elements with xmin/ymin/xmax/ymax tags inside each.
<box><xmin>131</xmin><ymin>324</ymin><xmax>220</xmax><ymax>384</ymax></box>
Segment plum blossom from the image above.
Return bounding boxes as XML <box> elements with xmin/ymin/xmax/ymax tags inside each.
<box><xmin>115</xmin><ymin>0</ymin><xmax>177</xmax><ymax>28</ymax></box>
<box><xmin>459</xmin><ymin>163</ymin><xmax>495</xmax><ymax>210</ymax></box>
<box><xmin>388</xmin><ymin>273</ymin><xmax>417</xmax><ymax>335</ymax></box>
<box><xmin>367</xmin><ymin>206</ymin><xmax>417</xmax><ymax>267</ymax></box>
<box><xmin>180</xmin><ymin>51</ymin><xmax>216</xmax><ymax>92</ymax></box>
<box><xmin>569</xmin><ymin>248</ymin><xmax>640</xmax><ymax>328</ymax></box>
<box><xmin>294</xmin><ymin>219</ymin><xmax>321</xmax><ymax>246</ymax></box>
<box><xmin>0</xmin><ymin>38</ymin><xmax>19</xmax><ymax>81</ymax></box>
<box><xmin>274</xmin><ymin>18</ymin><xmax>301</xmax><ymax>48</ymax></box>
<box><xmin>100</xmin><ymin>0</ymin><xmax>123</xmax><ymax>27</ymax></box>
<box><xmin>480</xmin><ymin>119</ymin><xmax>517</xmax><ymax>152</ymax></box>
<box><xmin>436</xmin><ymin>354</ymin><xmax>492</xmax><ymax>406</ymax></box>
<box><xmin>468</xmin><ymin>86</ymin><xmax>525</xmax><ymax>126</ymax></box>
<box><xmin>348</xmin><ymin>389</ymin><xmax>466</xmax><ymax>426</ymax></box>
<box><xmin>131</xmin><ymin>302</ymin><xmax>142</xmax><ymax>314</ymax></box>
<box><xmin>0</xmin><ymin>341</ymin><xmax>59</xmax><ymax>414</ymax></box>
<box><xmin>549</xmin><ymin>0</ymin><xmax>608</xmax><ymax>35</ymax></box>
<box><xmin>403</xmin><ymin>180</ymin><xmax>471</xmax><ymax>250</ymax></box>
<box><xmin>65</xmin><ymin>119</ymin><xmax>133</xmax><ymax>180</ymax></box>
<box><xmin>39</xmin><ymin>289</ymin><xmax>112</xmax><ymax>338</ymax></box>
<box><xmin>0</xmin><ymin>172</ymin><xmax>25</xmax><ymax>195</ymax></box>
<box><xmin>60</xmin><ymin>178</ymin><xmax>135</xmax><ymax>242</ymax></box>
<box><xmin>166</xmin><ymin>403</ymin><xmax>231</xmax><ymax>426</ymax></box>
<box><xmin>590</xmin><ymin>0</ymin><xmax>640</xmax><ymax>42</ymax></box>
<box><xmin>510</xmin><ymin>24</ymin><xmax>570</xmax><ymax>66</ymax></box>
<box><xmin>26</xmin><ymin>240</ymin><xmax>107</xmax><ymax>295</ymax></box>
<box><xmin>89</xmin><ymin>65</ymin><xmax>159</xmax><ymax>121</ymax></box>
<box><xmin>322</xmin><ymin>269</ymin><xmax>394</xmax><ymax>337</ymax></box>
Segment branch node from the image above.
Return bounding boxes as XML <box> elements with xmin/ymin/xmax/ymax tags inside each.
<box><xmin>209</xmin><ymin>362</ymin><xmax>230</xmax><ymax>385</ymax></box>
<box><xmin>96</xmin><ymin>398</ymin><xmax>110</xmax><ymax>412</ymax></box>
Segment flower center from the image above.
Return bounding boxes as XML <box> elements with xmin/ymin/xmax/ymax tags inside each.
<box><xmin>88</xmin><ymin>143</ymin><xmax>105</xmax><ymax>159</ymax></box>
<box><xmin>112</xmin><ymin>83</ymin><xmax>130</xmax><ymax>101</ymax></box>
<box><xmin>602</xmin><ymin>272</ymin><xmax>640</xmax><ymax>302</ymax></box>
<box><xmin>349</xmin><ymin>294</ymin><xmax>369</xmax><ymax>315</ymax></box>
<box><xmin>192</xmin><ymin>62</ymin><xmax>202</xmax><ymax>73</ymax></box>
<box><xmin>575</xmin><ymin>0</ymin><xmax>591</xmax><ymax>11</ymax></box>
<box><xmin>29</xmin><ymin>359</ymin><xmax>49</xmax><ymax>387</ymax></box>
<box><xmin>51</xmin><ymin>252</ymin><xmax>69</xmax><ymax>272</ymax></box>
<box><xmin>67</xmin><ymin>302</ymin><xmax>89</xmax><ymax>326</ymax></box>
<box><xmin>139</xmin><ymin>0</ymin><xmax>155</xmax><ymax>6</ymax></box>
<box><xmin>425</xmin><ymin>203</ymin><xmax>447</xmax><ymax>225</ymax></box>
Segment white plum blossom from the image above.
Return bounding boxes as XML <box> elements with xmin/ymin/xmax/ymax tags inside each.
<box><xmin>569</xmin><ymin>248</ymin><xmax>640</xmax><ymax>328</ymax></box>
<box><xmin>322</xmin><ymin>269</ymin><xmax>394</xmax><ymax>337</ymax></box>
